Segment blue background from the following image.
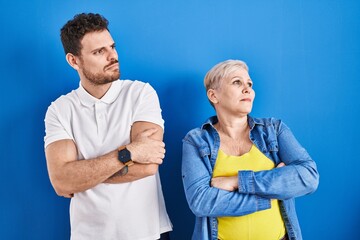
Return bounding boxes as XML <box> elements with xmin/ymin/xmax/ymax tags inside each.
<box><xmin>1</xmin><ymin>0</ymin><xmax>359</xmax><ymax>239</ymax></box>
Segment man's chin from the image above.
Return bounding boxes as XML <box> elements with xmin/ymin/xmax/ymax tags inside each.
<box><xmin>88</xmin><ymin>77</ymin><xmax>118</xmax><ymax>86</ymax></box>
<box><xmin>104</xmin><ymin>73</ymin><xmax>120</xmax><ymax>83</ymax></box>
<box><xmin>103</xmin><ymin>77</ymin><xmax>119</xmax><ymax>84</ymax></box>
<box><xmin>84</xmin><ymin>70</ymin><xmax>120</xmax><ymax>85</ymax></box>
<box><xmin>110</xmin><ymin>71</ymin><xmax>120</xmax><ymax>80</ymax></box>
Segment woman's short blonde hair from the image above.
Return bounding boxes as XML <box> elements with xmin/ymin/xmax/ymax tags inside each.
<box><xmin>204</xmin><ymin>59</ymin><xmax>249</xmax><ymax>91</ymax></box>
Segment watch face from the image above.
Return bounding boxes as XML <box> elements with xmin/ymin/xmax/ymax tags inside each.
<box><xmin>118</xmin><ymin>148</ymin><xmax>131</xmax><ymax>164</ymax></box>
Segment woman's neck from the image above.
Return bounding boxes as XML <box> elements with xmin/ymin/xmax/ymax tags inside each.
<box><xmin>215</xmin><ymin>114</ymin><xmax>249</xmax><ymax>140</ymax></box>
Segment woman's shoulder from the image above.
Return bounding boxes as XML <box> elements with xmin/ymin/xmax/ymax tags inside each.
<box><xmin>184</xmin><ymin>127</ymin><xmax>208</xmax><ymax>140</ymax></box>
<box><xmin>251</xmin><ymin>116</ymin><xmax>282</xmax><ymax>125</ymax></box>
<box><xmin>183</xmin><ymin>120</ymin><xmax>216</xmax><ymax>146</ymax></box>
<box><xmin>249</xmin><ymin>116</ymin><xmax>288</xmax><ymax>131</ymax></box>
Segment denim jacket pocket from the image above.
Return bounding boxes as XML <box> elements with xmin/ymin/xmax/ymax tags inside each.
<box><xmin>198</xmin><ymin>145</ymin><xmax>216</xmax><ymax>174</ymax></box>
<box><xmin>257</xmin><ymin>140</ymin><xmax>279</xmax><ymax>163</ymax></box>
<box><xmin>198</xmin><ymin>145</ymin><xmax>211</xmax><ymax>158</ymax></box>
<box><xmin>259</xmin><ymin>140</ymin><xmax>278</xmax><ymax>153</ymax></box>
<box><xmin>267</xmin><ymin>140</ymin><xmax>279</xmax><ymax>152</ymax></box>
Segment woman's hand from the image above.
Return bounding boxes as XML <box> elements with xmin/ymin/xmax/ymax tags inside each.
<box><xmin>211</xmin><ymin>162</ymin><xmax>285</xmax><ymax>192</ymax></box>
<box><xmin>276</xmin><ymin>162</ymin><xmax>286</xmax><ymax>168</ymax></box>
<box><xmin>211</xmin><ymin>176</ymin><xmax>238</xmax><ymax>191</ymax></box>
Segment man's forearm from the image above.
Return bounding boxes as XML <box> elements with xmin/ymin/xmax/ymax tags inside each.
<box><xmin>103</xmin><ymin>121</ymin><xmax>165</xmax><ymax>184</ymax></box>
<box><xmin>104</xmin><ymin>163</ymin><xmax>159</xmax><ymax>184</ymax></box>
<box><xmin>47</xmin><ymin>146</ymin><xmax>124</xmax><ymax>196</ymax></box>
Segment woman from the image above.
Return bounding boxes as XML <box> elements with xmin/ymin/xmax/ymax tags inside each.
<box><xmin>181</xmin><ymin>60</ymin><xmax>319</xmax><ymax>240</ymax></box>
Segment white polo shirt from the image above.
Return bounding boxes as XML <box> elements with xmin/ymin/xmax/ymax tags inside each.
<box><xmin>44</xmin><ymin>80</ymin><xmax>172</xmax><ymax>240</ymax></box>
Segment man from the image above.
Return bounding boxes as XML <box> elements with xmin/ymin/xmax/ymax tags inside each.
<box><xmin>44</xmin><ymin>13</ymin><xmax>172</xmax><ymax>240</ymax></box>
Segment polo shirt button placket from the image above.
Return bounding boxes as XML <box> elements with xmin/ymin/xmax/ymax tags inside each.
<box><xmin>95</xmin><ymin>102</ymin><xmax>106</xmax><ymax>142</ymax></box>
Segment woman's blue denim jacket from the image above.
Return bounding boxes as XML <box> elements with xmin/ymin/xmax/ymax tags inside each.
<box><xmin>182</xmin><ymin>116</ymin><xmax>319</xmax><ymax>240</ymax></box>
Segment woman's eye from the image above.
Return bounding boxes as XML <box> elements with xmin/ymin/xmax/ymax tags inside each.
<box><xmin>233</xmin><ymin>80</ymin><xmax>241</xmax><ymax>85</ymax></box>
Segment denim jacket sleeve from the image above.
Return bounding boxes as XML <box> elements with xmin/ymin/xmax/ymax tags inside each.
<box><xmin>182</xmin><ymin>133</ymin><xmax>271</xmax><ymax>218</ymax></box>
<box><xmin>238</xmin><ymin>120</ymin><xmax>319</xmax><ymax>200</ymax></box>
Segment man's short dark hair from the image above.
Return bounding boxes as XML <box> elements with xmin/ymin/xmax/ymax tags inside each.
<box><xmin>60</xmin><ymin>13</ymin><xmax>109</xmax><ymax>56</ymax></box>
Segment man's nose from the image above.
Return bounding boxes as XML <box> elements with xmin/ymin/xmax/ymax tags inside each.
<box><xmin>107</xmin><ymin>48</ymin><xmax>118</xmax><ymax>61</ymax></box>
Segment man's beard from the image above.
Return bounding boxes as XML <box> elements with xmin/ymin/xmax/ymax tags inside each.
<box><xmin>82</xmin><ymin>60</ymin><xmax>120</xmax><ymax>85</ymax></box>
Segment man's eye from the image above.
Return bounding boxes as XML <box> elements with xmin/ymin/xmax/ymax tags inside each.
<box><xmin>94</xmin><ymin>49</ymin><xmax>104</xmax><ymax>55</ymax></box>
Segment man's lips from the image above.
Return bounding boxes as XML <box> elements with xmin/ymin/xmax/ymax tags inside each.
<box><xmin>105</xmin><ymin>63</ymin><xmax>119</xmax><ymax>71</ymax></box>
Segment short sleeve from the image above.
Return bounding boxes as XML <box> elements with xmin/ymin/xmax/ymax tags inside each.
<box><xmin>44</xmin><ymin>103</ymin><xmax>72</xmax><ymax>148</ymax></box>
<box><xmin>132</xmin><ymin>83</ymin><xmax>164</xmax><ymax>130</ymax></box>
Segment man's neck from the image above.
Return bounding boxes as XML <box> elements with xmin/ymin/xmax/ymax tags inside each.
<box><xmin>80</xmin><ymin>79</ymin><xmax>112</xmax><ymax>99</ymax></box>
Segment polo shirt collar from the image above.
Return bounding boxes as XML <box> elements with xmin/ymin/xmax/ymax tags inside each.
<box><xmin>77</xmin><ymin>80</ymin><xmax>121</xmax><ymax>107</ymax></box>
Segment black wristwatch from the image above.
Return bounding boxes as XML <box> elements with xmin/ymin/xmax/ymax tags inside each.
<box><xmin>118</xmin><ymin>146</ymin><xmax>134</xmax><ymax>167</ymax></box>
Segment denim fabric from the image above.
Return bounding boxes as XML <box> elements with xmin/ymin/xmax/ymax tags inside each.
<box><xmin>182</xmin><ymin>116</ymin><xmax>319</xmax><ymax>240</ymax></box>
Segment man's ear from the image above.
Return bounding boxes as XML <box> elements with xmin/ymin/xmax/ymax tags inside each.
<box><xmin>65</xmin><ymin>53</ymin><xmax>80</xmax><ymax>71</ymax></box>
<box><xmin>207</xmin><ymin>89</ymin><xmax>219</xmax><ymax>105</ymax></box>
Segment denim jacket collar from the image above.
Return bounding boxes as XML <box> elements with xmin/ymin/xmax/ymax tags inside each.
<box><xmin>201</xmin><ymin>115</ymin><xmax>264</xmax><ymax>130</ymax></box>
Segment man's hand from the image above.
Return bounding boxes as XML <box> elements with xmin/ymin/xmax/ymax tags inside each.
<box><xmin>211</xmin><ymin>176</ymin><xmax>238</xmax><ymax>191</ymax></box>
<box><xmin>104</xmin><ymin>122</ymin><xmax>164</xmax><ymax>184</ymax></box>
<box><xmin>126</xmin><ymin>128</ymin><xmax>165</xmax><ymax>164</ymax></box>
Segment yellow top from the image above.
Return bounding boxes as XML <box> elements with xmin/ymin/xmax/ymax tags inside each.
<box><xmin>213</xmin><ymin>145</ymin><xmax>286</xmax><ymax>240</ymax></box>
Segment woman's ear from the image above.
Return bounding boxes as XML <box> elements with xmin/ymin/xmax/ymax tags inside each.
<box><xmin>207</xmin><ymin>89</ymin><xmax>219</xmax><ymax>105</ymax></box>
<box><xmin>65</xmin><ymin>53</ymin><xmax>80</xmax><ymax>71</ymax></box>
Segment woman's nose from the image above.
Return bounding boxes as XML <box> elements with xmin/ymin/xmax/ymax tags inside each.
<box><xmin>243</xmin><ymin>86</ymin><xmax>250</xmax><ymax>94</ymax></box>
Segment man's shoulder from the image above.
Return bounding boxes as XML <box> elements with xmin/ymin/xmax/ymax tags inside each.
<box><xmin>118</xmin><ymin>79</ymin><xmax>153</xmax><ymax>91</ymax></box>
<box><xmin>116</xmin><ymin>80</ymin><xmax>159</xmax><ymax>101</ymax></box>
<box><xmin>46</xmin><ymin>89</ymin><xmax>81</xmax><ymax>117</ymax></box>
<box><xmin>119</xmin><ymin>79</ymin><xmax>146</xmax><ymax>86</ymax></box>
<box><xmin>51</xmin><ymin>89</ymin><xmax>78</xmax><ymax>106</ymax></box>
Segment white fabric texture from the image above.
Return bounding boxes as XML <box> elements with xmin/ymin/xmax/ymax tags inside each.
<box><xmin>44</xmin><ymin>80</ymin><xmax>172</xmax><ymax>240</ymax></box>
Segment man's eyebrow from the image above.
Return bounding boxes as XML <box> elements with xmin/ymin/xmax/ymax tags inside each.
<box><xmin>91</xmin><ymin>43</ymin><xmax>115</xmax><ymax>53</ymax></box>
<box><xmin>90</xmin><ymin>46</ymin><xmax>105</xmax><ymax>53</ymax></box>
